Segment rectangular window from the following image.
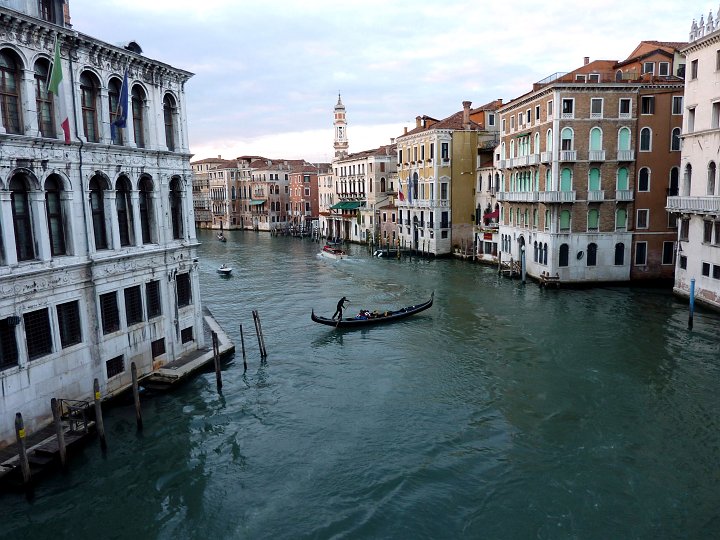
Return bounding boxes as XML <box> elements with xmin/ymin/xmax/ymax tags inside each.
<box><xmin>641</xmin><ymin>96</ymin><xmax>655</xmax><ymax>115</ymax></box>
<box><xmin>124</xmin><ymin>286</ymin><xmax>143</xmax><ymax>326</ymax></box>
<box><xmin>561</xmin><ymin>99</ymin><xmax>574</xmax><ymax>117</ymax></box>
<box><xmin>526</xmin><ymin>109</ymin><xmax>531</xmax><ymax>124</ymax></box>
<box><xmin>688</xmin><ymin>107</ymin><xmax>696</xmax><ymax>132</ymax></box>
<box><xmin>679</xmin><ymin>255</ymin><xmax>687</xmax><ymax>269</ymax></box>
<box><xmin>636</xmin><ymin>209</ymin><xmax>649</xmax><ymax>229</ymax></box>
<box><xmin>510</xmin><ymin>116</ymin><xmax>515</xmax><ymax>129</ymax></box>
<box><xmin>672</xmin><ymin>96</ymin><xmax>683</xmax><ymax>115</ymax></box>
<box><xmin>106</xmin><ymin>355</ymin><xmax>124</xmax><ymax>378</ymax></box>
<box><xmin>691</xmin><ymin>59</ymin><xmax>698</xmax><ymax>79</ymax></box>
<box><xmin>643</xmin><ymin>62</ymin><xmax>654</xmax><ymax>75</ymax></box>
<box><xmin>441</xmin><ymin>143</ymin><xmax>449</xmax><ymax>160</ymax></box>
<box><xmin>575</xmin><ymin>74</ymin><xmax>586</xmax><ymax>82</ymax></box>
<box><xmin>590</xmin><ymin>98</ymin><xmax>603</xmax><ymax>118</ymax></box>
<box><xmin>714</xmin><ymin>265</ymin><xmax>720</xmax><ymax>279</ymax></box>
<box><xmin>488</xmin><ymin>113</ymin><xmax>495</xmax><ymax>126</ymax></box>
<box><xmin>547</xmin><ymin>100</ymin><xmax>553</xmax><ymax>117</ymax></box>
<box><xmin>146</xmin><ymin>280</ymin><xmax>161</xmax><ymax>319</ymax></box>
<box><xmin>662</xmin><ymin>242</ymin><xmax>674</xmax><ymax>265</ymax></box>
<box><xmin>176</xmin><ymin>273</ymin><xmax>192</xmax><ymax>307</ymax></box>
<box><xmin>181</xmin><ymin>326</ymin><xmax>194</xmax><ymax>343</ymax></box>
<box><xmin>714</xmin><ymin>222</ymin><xmax>720</xmax><ymax>245</ymax></box>
<box><xmin>717</xmin><ymin>50</ymin><xmax>720</xmax><ymax>70</ymax></box>
<box><xmin>151</xmin><ymin>338</ymin><xmax>165</xmax><ymax>358</ymax></box>
<box><xmin>24</xmin><ymin>308</ymin><xmax>52</xmax><ymax>360</ymax></box>
<box><xmin>588</xmin><ymin>73</ymin><xmax>600</xmax><ymax>82</ymax></box>
<box><xmin>634</xmin><ymin>242</ymin><xmax>648</xmax><ymax>265</ymax></box>
<box><xmin>0</xmin><ymin>313</ymin><xmax>19</xmax><ymax>373</ymax></box>
<box><xmin>704</xmin><ymin>220</ymin><xmax>713</xmax><ymax>243</ymax></box>
<box><xmin>619</xmin><ymin>98</ymin><xmax>631</xmax><ymax>117</ymax></box>
<box><xmin>57</xmin><ymin>300</ymin><xmax>82</xmax><ymax>348</ymax></box>
<box><xmin>100</xmin><ymin>292</ymin><xmax>120</xmax><ymax>334</ymax></box>
<box><xmin>713</xmin><ymin>102</ymin><xmax>720</xmax><ymax>128</ymax></box>
<box><xmin>702</xmin><ymin>261</ymin><xmax>710</xmax><ymax>276</ymax></box>
<box><xmin>501</xmin><ymin>118</ymin><xmax>506</xmax><ymax>132</ymax></box>
<box><xmin>535</xmin><ymin>105</ymin><xmax>540</xmax><ymax>121</ymax></box>
<box><xmin>680</xmin><ymin>219</ymin><xmax>690</xmax><ymax>241</ymax></box>
<box><xmin>420</xmin><ymin>145</ymin><xmax>425</xmax><ymax>161</ymax></box>
<box><xmin>430</xmin><ymin>143</ymin><xmax>434</xmax><ymax>160</ymax></box>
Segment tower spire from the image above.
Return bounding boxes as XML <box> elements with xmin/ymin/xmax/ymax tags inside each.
<box><xmin>333</xmin><ymin>93</ymin><xmax>348</xmax><ymax>159</ymax></box>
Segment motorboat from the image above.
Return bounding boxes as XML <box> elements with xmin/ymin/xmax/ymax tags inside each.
<box><xmin>320</xmin><ymin>243</ymin><xmax>347</xmax><ymax>260</ymax></box>
<box><xmin>217</xmin><ymin>264</ymin><xmax>232</xmax><ymax>276</ymax></box>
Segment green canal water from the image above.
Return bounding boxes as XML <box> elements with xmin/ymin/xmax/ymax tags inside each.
<box><xmin>2</xmin><ymin>229</ymin><xmax>720</xmax><ymax>539</ymax></box>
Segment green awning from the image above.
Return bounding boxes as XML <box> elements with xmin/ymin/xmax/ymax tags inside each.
<box><xmin>249</xmin><ymin>199</ymin><xmax>266</xmax><ymax>206</ymax></box>
<box><xmin>330</xmin><ymin>201</ymin><xmax>364</xmax><ymax>210</ymax></box>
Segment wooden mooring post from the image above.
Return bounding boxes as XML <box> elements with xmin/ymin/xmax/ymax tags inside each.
<box><xmin>252</xmin><ymin>310</ymin><xmax>268</xmax><ymax>359</ymax></box>
<box><xmin>212</xmin><ymin>331</ymin><xmax>223</xmax><ymax>392</ymax></box>
<box><xmin>14</xmin><ymin>412</ymin><xmax>31</xmax><ymax>486</ymax></box>
<box><xmin>51</xmin><ymin>398</ymin><xmax>67</xmax><ymax>468</ymax></box>
<box><xmin>131</xmin><ymin>363</ymin><xmax>143</xmax><ymax>431</ymax></box>
<box><xmin>240</xmin><ymin>324</ymin><xmax>248</xmax><ymax>371</ymax></box>
<box><xmin>93</xmin><ymin>378</ymin><xmax>107</xmax><ymax>452</ymax></box>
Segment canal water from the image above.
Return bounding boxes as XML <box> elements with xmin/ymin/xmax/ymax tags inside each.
<box><xmin>2</xmin><ymin>230</ymin><xmax>720</xmax><ymax>539</ymax></box>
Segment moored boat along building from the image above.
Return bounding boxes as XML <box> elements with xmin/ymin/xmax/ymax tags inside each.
<box><xmin>668</xmin><ymin>12</ymin><xmax>720</xmax><ymax>310</ymax></box>
<box><xmin>497</xmin><ymin>42</ymin><xmax>685</xmax><ymax>284</ymax></box>
<box><xmin>0</xmin><ymin>2</ymin><xmax>214</xmax><ymax>447</ymax></box>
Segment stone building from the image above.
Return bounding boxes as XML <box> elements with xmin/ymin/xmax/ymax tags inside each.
<box><xmin>0</xmin><ymin>1</ymin><xmax>214</xmax><ymax>446</ymax></box>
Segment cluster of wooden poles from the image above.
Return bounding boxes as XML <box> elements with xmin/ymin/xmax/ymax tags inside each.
<box><xmin>11</xmin><ymin>311</ymin><xmax>270</xmax><ymax>490</ymax></box>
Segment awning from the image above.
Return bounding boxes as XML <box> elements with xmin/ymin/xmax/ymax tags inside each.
<box><xmin>483</xmin><ymin>209</ymin><xmax>500</xmax><ymax>220</ymax></box>
<box><xmin>249</xmin><ymin>199</ymin><xmax>266</xmax><ymax>206</ymax></box>
<box><xmin>330</xmin><ymin>201</ymin><xmax>364</xmax><ymax>210</ymax></box>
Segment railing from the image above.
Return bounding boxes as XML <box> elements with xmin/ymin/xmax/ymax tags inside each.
<box><xmin>528</xmin><ymin>154</ymin><xmax>540</xmax><ymax>165</ymax></box>
<box><xmin>497</xmin><ymin>191</ymin><xmax>539</xmax><ymax>202</ymax></box>
<box><xmin>587</xmin><ymin>190</ymin><xmax>605</xmax><ymax>202</ymax></box>
<box><xmin>588</xmin><ymin>150</ymin><xmax>606</xmax><ymax>161</ymax></box>
<box><xmin>667</xmin><ymin>196</ymin><xmax>720</xmax><ymax>213</ymax></box>
<box><xmin>540</xmin><ymin>151</ymin><xmax>552</xmax><ymax>163</ymax></box>
<box><xmin>559</xmin><ymin>150</ymin><xmax>577</xmax><ymax>161</ymax></box>
<box><xmin>616</xmin><ymin>190</ymin><xmax>634</xmax><ymax>201</ymax></box>
<box><xmin>59</xmin><ymin>399</ymin><xmax>92</xmax><ymax>433</ymax></box>
<box><xmin>617</xmin><ymin>150</ymin><xmax>635</xmax><ymax>161</ymax></box>
<box><xmin>538</xmin><ymin>190</ymin><xmax>577</xmax><ymax>203</ymax></box>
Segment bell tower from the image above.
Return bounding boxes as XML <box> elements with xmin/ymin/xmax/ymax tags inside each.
<box><xmin>333</xmin><ymin>93</ymin><xmax>349</xmax><ymax>159</ymax></box>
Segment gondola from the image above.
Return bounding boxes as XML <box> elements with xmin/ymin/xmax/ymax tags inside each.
<box><xmin>311</xmin><ymin>293</ymin><xmax>433</xmax><ymax>328</ymax></box>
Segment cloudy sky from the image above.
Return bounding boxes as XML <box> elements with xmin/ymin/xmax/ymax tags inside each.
<box><xmin>69</xmin><ymin>0</ymin><xmax>706</xmax><ymax>163</ymax></box>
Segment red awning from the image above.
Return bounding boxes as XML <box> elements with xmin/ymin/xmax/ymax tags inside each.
<box><xmin>483</xmin><ymin>209</ymin><xmax>499</xmax><ymax>220</ymax></box>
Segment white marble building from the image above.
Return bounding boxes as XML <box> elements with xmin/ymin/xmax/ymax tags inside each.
<box><xmin>668</xmin><ymin>10</ymin><xmax>720</xmax><ymax>310</ymax></box>
<box><xmin>0</xmin><ymin>1</ymin><xmax>209</xmax><ymax>447</ymax></box>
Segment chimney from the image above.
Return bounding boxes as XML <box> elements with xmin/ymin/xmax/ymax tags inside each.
<box><xmin>584</xmin><ymin>56</ymin><xmax>590</xmax><ymax>65</ymax></box>
<box><xmin>404</xmin><ymin>127</ymin><xmax>408</xmax><ymax>135</ymax></box>
<box><xmin>218</xmin><ymin>155</ymin><xmax>222</xmax><ymax>159</ymax></box>
<box><xmin>416</xmin><ymin>116</ymin><xmax>422</xmax><ymax>128</ymax></box>
<box><xmin>462</xmin><ymin>101</ymin><xmax>471</xmax><ymax>130</ymax></box>
<box><xmin>390</xmin><ymin>138</ymin><xmax>395</xmax><ymax>144</ymax></box>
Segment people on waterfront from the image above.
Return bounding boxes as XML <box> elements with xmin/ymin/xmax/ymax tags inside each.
<box><xmin>332</xmin><ymin>296</ymin><xmax>349</xmax><ymax>320</ymax></box>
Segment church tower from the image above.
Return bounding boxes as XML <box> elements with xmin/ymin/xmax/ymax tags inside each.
<box><xmin>333</xmin><ymin>94</ymin><xmax>349</xmax><ymax>159</ymax></box>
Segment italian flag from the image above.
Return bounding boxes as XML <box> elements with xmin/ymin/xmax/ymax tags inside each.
<box><xmin>48</xmin><ymin>37</ymin><xmax>70</xmax><ymax>144</ymax></box>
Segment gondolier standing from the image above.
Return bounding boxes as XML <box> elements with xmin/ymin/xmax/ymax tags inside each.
<box><xmin>332</xmin><ymin>296</ymin><xmax>349</xmax><ymax>320</ymax></box>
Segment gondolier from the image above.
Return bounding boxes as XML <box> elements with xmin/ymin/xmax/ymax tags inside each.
<box><xmin>332</xmin><ymin>296</ymin><xmax>349</xmax><ymax>320</ymax></box>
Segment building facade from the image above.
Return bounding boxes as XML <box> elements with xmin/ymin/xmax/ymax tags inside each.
<box><xmin>0</xmin><ymin>2</ymin><xmax>208</xmax><ymax>446</ymax></box>
<box><xmin>668</xmin><ymin>13</ymin><xmax>720</xmax><ymax>310</ymax></box>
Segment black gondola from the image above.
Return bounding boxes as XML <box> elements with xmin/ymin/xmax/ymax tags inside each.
<box><xmin>311</xmin><ymin>293</ymin><xmax>433</xmax><ymax>328</ymax></box>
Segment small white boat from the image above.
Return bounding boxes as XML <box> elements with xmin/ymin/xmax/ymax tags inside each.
<box><xmin>217</xmin><ymin>264</ymin><xmax>232</xmax><ymax>275</ymax></box>
<box><xmin>320</xmin><ymin>244</ymin><xmax>347</xmax><ymax>260</ymax></box>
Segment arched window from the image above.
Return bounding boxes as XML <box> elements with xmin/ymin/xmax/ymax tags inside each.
<box><xmin>34</xmin><ymin>59</ymin><xmax>55</xmax><ymax>138</ymax></box>
<box><xmin>163</xmin><ymin>94</ymin><xmax>176</xmax><ymax>151</ymax></box>
<box><xmin>561</xmin><ymin>127</ymin><xmax>573</xmax><ymax>150</ymax></box>
<box><xmin>617</xmin><ymin>167</ymin><xmax>629</xmax><ymax>191</ymax></box>
<box><xmin>45</xmin><ymin>176</ymin><xmax>66</xmax><ymax>256</ymax></box>
<box><xmin>616</xmin><ymin>208</ymin><xmax>627</xmax><ymax>230</ymax></box>
<box><xmin>138</xmin><ymin>176</ymin><xmax>153</xmax><ymax>244</ymax></box>
<box><xmin>108</xmin><ymin>77</ymin><xmax>124</xmax><ymax>145</ymax></box>
<box><xmin>169</xmin><ymin>177</ymin><xmax>184</xmax><ymax>240</ymax></box>
<box><xmin>543</xmin><ymin>243</ymin><xmax>548</xmax><ymax>265</ymax></box>
<box><xmin>587</xmin><ymin>243</ymin><xmax>597</xmax><ymax>266</ymax></box>
<box><xmin>10</xmin><ymin>175</ymin><xmax>35</xmax><ymax>261</ymax></box>
<box><xmin>671</xmin><ymin>127</ymin><xmax>681</xmax><ymax>151</ymax></box>
<box><xmin>510</xmin><ymin>140</ymin><xmax>515</xmax><ymax>158</ymax></box>
<box><xmin>638</xmin><ymin>167</ymin><xmax>650</xmax><ymax>192</ymax></box>
<box><xmin>560</xmin><ymin>168</ymin><xmax>572</xmax><ymax>191</ymax></box>
<box><xmin>618</xmin><ymin>127</ymin><xmax>631</xmax><ymax>151</ymax></box>
<box><xmin>80</xmin><ymin>72</ymin><xmax>99</xmax><ymax>142</ymax></box>
<box><xmin>534</xmin><ymin>132</ymin><xmax>540</xmax><ymax>154</ymax></box>
<box><xmin>588</xmin><ymin>168</ymin><xmax>600</xmax><ymax>191</ymax></box>
<box><xmin>614</xmin><ymin>243</ymin><xmax>625</xmax><ymax>265</ymax></box>
<box><xmin>500</xmin><ymin>141</ymin><xmax>506</xmax><ymax>160</ymax></box>
<box><xmin>560</xmin><ymin>210</ymin><xmax>571</xmax><ymax>231</ymax></box>
<box><xmin>559</xmin><ymin>243</ymin><xmax>569</xmax><ymax>266</ymax></box>
<box><xmin>640</xmin><ymin>127</ymin><xmax>652</xmax><ymax>151</ymax></box>
<box><xmin>0</xmin><ymin>50</ymin><xmax>22</xmax><ymax>134</ymax></box>
<box><xmin>615</xmin><ymin>70</ymin><xmax>623</xmax><ymax>82</ymax></box>
<box><xmin>90</xmin><ymin>177</ymin><xmax>108</xmax><ymax>249</ymax></box>
<box><xmin>116</xmin><ymin>176</ymin><xmax>133</xmax><ymax>247</ymax></box>
<box><xmin>533</xmin><ymin>209</ymin><xmax>538</xmax><ymax>228</ymax></box>
<box><xmin>546</xmin><ymin>129</ymin><xmax>552</xmax><ymax>152</ymax></box>
<box><xmin>708</xmin><ymin>162</ymin><xmax>716</xmax><ymax>195</ymax></box>
<box><xmin>380</xmin><ymin>177</ymin><xmax>386</xmax><ymax>192</ymax></box>
<box><xmin>669</xmin><ymin>167</ymin><xmax>679</xmax><ymax>196</ymax></box>
<box><xmin>589</xmin><ymin>127</ymin><xmax>602</xmax><ymax>151</ymax></box>
<box><xmin>533</xmin><ymin>241</ymin><xmax>538</xmax><ymax>262</ymax></box>
<box><xmin>588</xmin><ymin>209</ymin><xmax>599</xmax><ymax>231</ymax></box>
<box><xmin>132</xmin><ymin>85</ymin><xmax>146</xmax><ymax>148</ymax></box>
<box><xmin>683</xmin><ymin>164</ymin><xmax>692</xmax><ymax>196</ymax></box>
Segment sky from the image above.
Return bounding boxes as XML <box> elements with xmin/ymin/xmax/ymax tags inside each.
<box><xmin>69</xmin><ymin>0</ymin><xmax>710</xmax><ymax>164</ymax></box>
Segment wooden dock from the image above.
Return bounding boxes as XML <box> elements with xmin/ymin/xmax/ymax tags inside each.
<box><xmin>539</xmin><ymin>272</ymin><xmax>561</xmax><ymax>288</ymax></box>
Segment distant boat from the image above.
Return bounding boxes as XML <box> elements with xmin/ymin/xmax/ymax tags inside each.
<box><xmin>217</xmin><ymin>264</ymin><xmax>232</xmax><ymax>276</ymax></box>
<box><xmin>217</xmin><ymin>232</ymin><xmax>227</xmax><ymax>242</ymax></box>
<box><xmin>320</xmin><ymin>243</ymin><xmax>347</xmax><ymax>260</ymax></box>
<box><xmin>311</xmin><ymin>293</ymin><xmax>433</xmax><ymax>328</ymax></box>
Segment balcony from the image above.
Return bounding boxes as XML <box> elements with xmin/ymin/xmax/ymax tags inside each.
<box><xmin>617</xmin><ymin>150</ymin><xmax>635</xmax><ymax>161</ymax></box>
<box><xmin>528</xmin><ymin>154</ymin><xmax>540</xmax><ymax>165</ymax></box>
<box><xmin>588</xmin><ymin>150</ymin><xmax>606</xmax><ymax>161</ymax></box>
<box><xmin>497</xmin><ymin>191</ymin><xmax>539</xmax><ymax>202</ymax></box>
<box><xmin>498</xmin><ymin>159</ymin><xmax>507</xmax><ymax>168</ymax></box>
<box><xmin>538</xmin><ymin>190</ymin><xmax>576</xmax><ymax>203</ymax></box>
<box><xmin>587</xmin><ymin>190</ymin><xmax>605</xmax><ymax>202</ymax></box>
<box><xmin>667</xmin><ymin>196</ymin><xmax>720</xmax><ymax>213</ymax></box>
<box><xmin>616</xmin><ymin>190</ymin><xmax>634</xmax><ymax>201</ymax></box>
<box><xmin>559</xmin><ymin>150</ymin><xmax>577</xmax><ymax>161</ymax></box>
<box><xmin>540</xmin><ymin>151</ymin><xmax>552</xmax><ymax>163</ymax></box>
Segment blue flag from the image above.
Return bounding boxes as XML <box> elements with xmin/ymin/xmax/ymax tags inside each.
<box><xmin>111</xmin><ymin>69</ymin><xmax>129</xmax><ymax>141</ymax></box>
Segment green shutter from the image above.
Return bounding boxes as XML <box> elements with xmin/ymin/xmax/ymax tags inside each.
<box><xmin>589</xmin><ymin>168</ymin><xmax>601</xmax><ymax>191</ymax></box>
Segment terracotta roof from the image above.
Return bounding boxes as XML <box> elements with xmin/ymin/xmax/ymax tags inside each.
<box><xmin>472</xmin><ymin>99</ymin><xmax>503</xmax><ymax>112</ymax></box>
<box><xmin>400</xmin><ymin>109</ymin><xmax>483</xmax><ymax>138</ymax></box>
